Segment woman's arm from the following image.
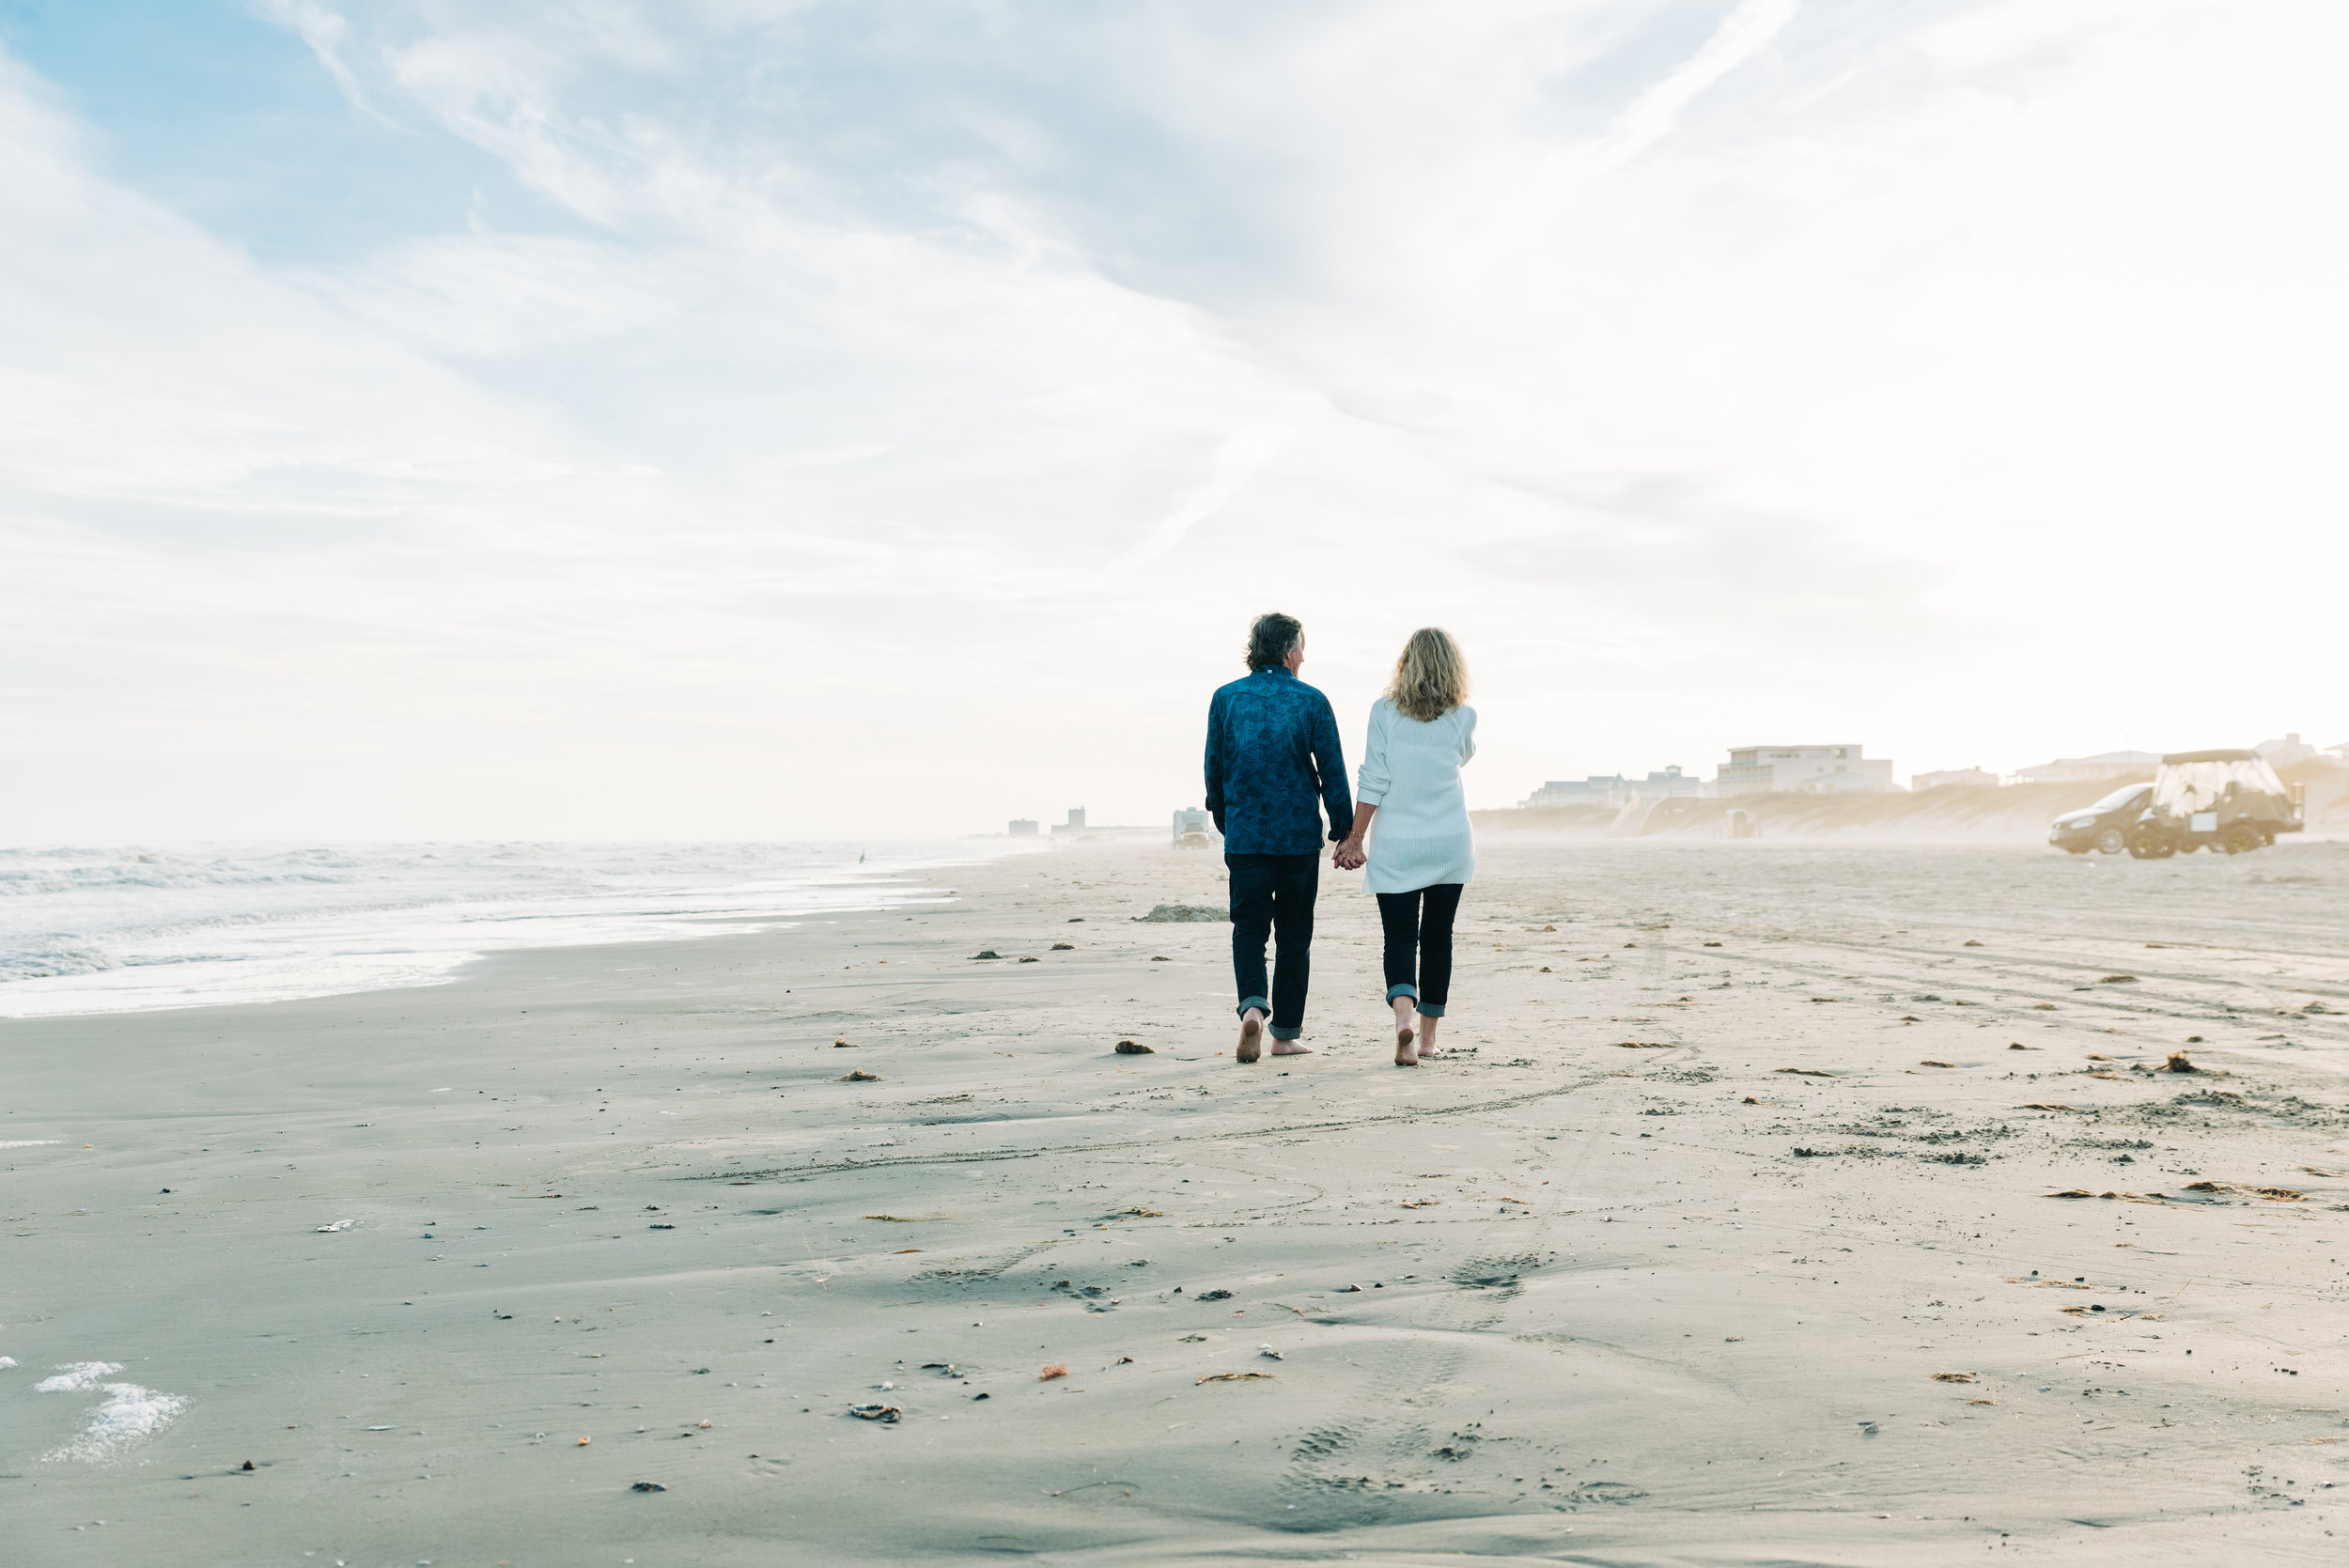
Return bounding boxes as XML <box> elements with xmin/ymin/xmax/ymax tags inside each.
<box><xmin>1338</xmin><ymin>701</ymin><xmax>1390</xmax><ymax>869</ymax></box>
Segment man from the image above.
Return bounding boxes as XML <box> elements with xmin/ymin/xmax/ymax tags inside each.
<box><xmin>1204</xmin><ymin>612</ymin><xmax>1354</xmax><ymax>1063</ymax></box>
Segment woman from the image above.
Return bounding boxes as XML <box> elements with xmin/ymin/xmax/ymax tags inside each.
<box><xmin>1332</xmin><ymin>628</ymin><xmax>1475</xmax><ymax>1066</ymax></box>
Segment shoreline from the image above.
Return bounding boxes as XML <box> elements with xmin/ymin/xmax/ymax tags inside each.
<box><xmin>0</xmin><ymin>837</ymin><xmax>1033</xmax><ymax>1023</ymax></box>
<box><xmin>3</xmin><ymin>837</ymin><xmax>2344</xmax><ymax>1563</ymax></box>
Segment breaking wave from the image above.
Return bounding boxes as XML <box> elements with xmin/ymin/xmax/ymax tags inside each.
<box><xmin>0</xmin><ymin>839</ymin><xmax>1027</xmax><ymax>1019</ymax></box>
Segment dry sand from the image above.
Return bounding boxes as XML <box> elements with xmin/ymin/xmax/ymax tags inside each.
<box><xmin>4</xmin><ymin>837</ymin><xmax>2347</xmax><ymax>1565</ymax></box>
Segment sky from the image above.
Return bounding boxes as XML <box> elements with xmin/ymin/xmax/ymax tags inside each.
<box><xmin>1</xmin><ymin>0</ymin><xmax>2343</xmax><ymax>841</ymax></box>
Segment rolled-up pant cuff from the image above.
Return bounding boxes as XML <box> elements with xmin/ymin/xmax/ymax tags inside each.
<box><xmin>1384</xmin><ymin>983</ymin><xmax>1418</xmax><ymax>1004</ymax></box>
<box><xmin>1415</xmin><ymin>1001</ymin><xmax>1446</xmax><ymax>1017</ymax></box>
<box><xmin>1236</xmin><ymin>996</ymin><xmax>1269</xmax><ymax>1018</ymax></box>
<box><xmin>1268</xmin><ymin>1024</ymin><xmax>1302</xmax><ymax>1040</ymax></box>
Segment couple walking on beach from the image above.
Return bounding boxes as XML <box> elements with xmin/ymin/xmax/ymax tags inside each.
<box><xmin>1204</xmin><ymin>613</ymin><xmax>1475</xmax><ymax>1068</ymax></box>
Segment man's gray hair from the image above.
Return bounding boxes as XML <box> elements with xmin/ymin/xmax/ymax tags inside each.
<box><xmin>1245</xmin><ymin>613</ymin><xmax>1303</xmax><ymax>672</ymax></box>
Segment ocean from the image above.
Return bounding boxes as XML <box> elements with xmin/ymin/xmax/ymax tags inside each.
<box><xmin>0</xmin><ymin>839</ymin><xmax>1027</xmax><ymax>1019</ymax></box>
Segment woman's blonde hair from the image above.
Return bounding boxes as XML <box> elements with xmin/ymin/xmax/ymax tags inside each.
<box><xmin>1385</xmin><ymin>627</ymin><xmax>1469</xmax><ymax>722</ymax></box>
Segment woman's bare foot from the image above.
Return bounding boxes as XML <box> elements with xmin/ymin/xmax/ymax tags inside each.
<box><xmin>1237</xmin><ymin>1009</ymin><xmax>1263</xmax><ymax>1063</ymax></box>
<box><xmin>1392</xmin><ymin>998</ymin><xmax>1418</xmax><ymax>1065</ymax></box>
<box><xmin>1269</xmin><ymin>1038</ymin><xmax>1313</xmax><ymax>1056</ymax></box>
<box><xmin>1417</xmin><ymin>1015</ymin><xmax>1440</xmax><ymax>1060</ymax></box>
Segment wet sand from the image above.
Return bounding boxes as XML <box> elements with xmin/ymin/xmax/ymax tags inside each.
<box><xmin>4</xmin><ymin>837</ymin><xmax>2347</xmax><ymax>1565</ymax></box>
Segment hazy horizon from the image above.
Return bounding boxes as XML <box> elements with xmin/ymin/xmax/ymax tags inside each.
<box><xmin>3</xmin><ymin>0</ymin><xmax>2343</xmax><ymax>842</ymax></box>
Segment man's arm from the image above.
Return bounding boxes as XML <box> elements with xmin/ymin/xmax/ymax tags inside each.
<box><xmin>1312</xmin><ymin>693</ymin><xmax>1354</xmax><ymax>842</ymax></box>
<box><xmin>1204</xmin><ymin>691</ymin><xmax>1227</xmax><ymax>834</ymax></box>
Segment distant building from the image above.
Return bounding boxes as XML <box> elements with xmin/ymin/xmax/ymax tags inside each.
<box><xmin>1008</xmin><ymin>818</ymin><xmax>1039</xmax><ymax>837</ymax></box>
<box><xmin>2009</xmin><ymin>750</ymin><xmax>2160</xmax><ymax>784</ymax></box>
<box><xmin>1912</xmin><ymin>767</ymin><xmax>1999</xmax><ymax>790</ymax></box>
<box><xmin>1520</xmin><ymin>775</ymin><xmax>1626</xmax><ymax>808</ymax></box>
<box><xmin>1629</xmin><ymin>766</ymin><xmax>1709</xmax><ymax>800</ymax></box>
<box><xmin>2256</xmin><ymin>733</ymin><xmax>2323</xmax><ymax>767</ymax></box>
<box><xmin>1519</xmin><ymin>766</ymin><xmax>1708</xmax><ymax>809</ymax></box>
<box><xmin>1718</xmin><ymin>745</ymin><xmax>1897</xmax><ymax>796</ymax></box>
<box><xmin>1049</xmin><ymin>807</ymin><xmax>1088</xmax><ymax>838</ymax></box>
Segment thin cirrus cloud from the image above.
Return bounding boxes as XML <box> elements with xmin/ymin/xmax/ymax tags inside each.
<box><xmin>0</xmin><ymin>0</ymin><xmax>2342</xmax><ymax>841</ymax></box>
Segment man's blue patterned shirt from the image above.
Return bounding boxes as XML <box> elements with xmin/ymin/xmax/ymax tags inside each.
<box><xmin>1204</xmin><ymin>666</ymin><xmax>1354</xmax><ymax>855</ymax></box>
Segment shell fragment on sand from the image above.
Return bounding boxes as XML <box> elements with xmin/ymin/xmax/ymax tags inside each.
<box><xmin>848</xmin><ymin>1405</ymin><xmax>901</xmax><ymax>1421</ymax></box>
<box><xmin>1197</xmin><ymin>1372</ymin><xmax>1274</xmax><ymax>1384</ymax></box>
<box><xmin>837</xmin><ymin>1070</ymin><xmax>880</xmax><ymax>1082</ymax></box>
<box><xmin>1134</xmin><ymin>905</ymin><xmax>1227</xmax><ymax>923</ymax></box>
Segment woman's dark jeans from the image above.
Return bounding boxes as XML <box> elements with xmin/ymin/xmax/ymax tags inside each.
<box><xmin>1377</xmin><ymin>883</ymin><xmax>1462</xmax><ymax>1017</ymax></box>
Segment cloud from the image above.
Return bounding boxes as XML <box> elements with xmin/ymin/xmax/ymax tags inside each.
<box><xmin>1</xmin><ymin>1</ymin><xmax>2344</xmax><ymax>835</ymax></box>
<box><xmin>1111</xmin><ymin>427</ymin><xmax>1292</xmax><ymax>574</ymax></box>
<box><xmin>254</xmin><ymin>0</ymin><xmax>405</xmax><ymax>131</ymax></box>
<box><xmin>1584</xmin><ymin>0</ymin><xmax>1801</xmax><ymax>178</ymax></box>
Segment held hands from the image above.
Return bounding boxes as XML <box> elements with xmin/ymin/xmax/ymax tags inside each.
<box><xmin>1332</xmin><ymin>837</ymin><xmax>1368</xmax><ymax>871</ymax></box>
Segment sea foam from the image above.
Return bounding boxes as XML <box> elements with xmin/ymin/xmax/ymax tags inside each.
<box><xmin>0</xmin><ymin>839</ymin><xmax>1019</xmax><ymax>1019</ymax></box>
<box><xmin>34</xmin><ymin>1363</ymin><xmax>187</xmax><ymax>1461</ymax></box>
<box><xmin>34</xmin><ymin>1361</ymin><xmax>121</xmax><ymax>1391</ymax></box>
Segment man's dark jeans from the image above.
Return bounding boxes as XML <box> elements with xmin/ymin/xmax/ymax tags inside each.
<box><xmin>1226</xmin><ymin>851</ymin><xmax>1319</xmax><ymax>1041</ymax></box>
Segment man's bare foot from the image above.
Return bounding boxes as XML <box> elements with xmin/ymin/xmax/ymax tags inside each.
<box><xmin>1237</xmin><ymin>1010</ymin><xmax>1263</xmax><ymax>1063</ymax></box>
<box><xmin>1269</xmin><ymin>1039</ymin><xmax>1313</xmax><ymax>1056</ymax></box>
<box><xmin>1417</xmin><ymin>1016</ymin><xmax>1440</xmax><ymax>1060</ymax></box>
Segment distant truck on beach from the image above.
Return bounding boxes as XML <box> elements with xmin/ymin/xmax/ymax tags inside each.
<box><xmin>1171</xmin><ymin>807</ymin><xmax>1217</xmax><ymax>848</ymax></box>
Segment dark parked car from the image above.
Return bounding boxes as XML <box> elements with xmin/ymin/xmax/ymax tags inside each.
<box><xmin>2048</xmin><ymin>782</ymin><xmax>2155</xmax><ymax>855</ymax></box>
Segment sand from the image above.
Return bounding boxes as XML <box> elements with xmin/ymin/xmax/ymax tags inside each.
<box><xmin>4</xmin><ymin>836</ymin><xmax>2347</xmax><ymax>1565</ymax></box>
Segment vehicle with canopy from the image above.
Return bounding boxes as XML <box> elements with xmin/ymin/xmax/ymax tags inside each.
<box><xmin>2125</xmin><ymin>749</ymin><xmax>2304</xmax><ymax>857</ymax></box>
